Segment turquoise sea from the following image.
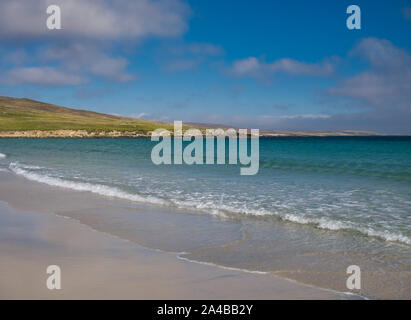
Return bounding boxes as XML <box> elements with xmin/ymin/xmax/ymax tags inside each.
<box><xmin>0</xmin><ymin>137</ymin><xmax>410</xmax><ymax>298</ymax></box>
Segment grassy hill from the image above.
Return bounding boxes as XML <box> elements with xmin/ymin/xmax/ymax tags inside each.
<box><xmin>0</xmin><ymin>96</ymin><xmax>175</xmax><ymax>134</ymax></box>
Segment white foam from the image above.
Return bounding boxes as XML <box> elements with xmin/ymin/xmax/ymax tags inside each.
<box><xmin>8</xmin><ymin>161</ymin><xmax>411</xmax><ymax>246</ymax></box>
<box><xmin>170</xmin><ymin>199</ymin><xmax>411</xmax><ymax>245</ymax></box>
<box><xmin>177</xmin><ymin>255</ymin><xmax>269</xmax><ymax>275</ymax></box>
<box><xmin>171</xmin><ymin>198</ymin><xmax>274</xmax><ymax>219</ymax></box>
<box><xmin>282</xmin><ymin>213</ymin><xmax>411</xmax><ymax>245</ymax></box>
<box><xmin>9</xmin><ymin>162</ymin><xmax>167</xmax><ymax>206</ymax></box>
<box><xmin>362</xmin><ymin>228</ymin><xmax>411</xmax><ymax>245</ymax></box>
<box><xmin>0</xmin><ymin>153</ymin><xmax>6</xmax><ymax>159</ymax></box>
<box><xmin>16</xmin><ymin>164</ymin><xmax>43</xmax><ymax>170</ymax></box>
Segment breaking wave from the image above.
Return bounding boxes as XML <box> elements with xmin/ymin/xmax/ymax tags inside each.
<box><xmin>8</xmin><ymin>161</ymin><xmax>411</xmax><ymax>245</ymax></box>
<box><xmin>9</xmin><ymin>162</ymin><xmax>167</xmax><ymax>206</ymax></box>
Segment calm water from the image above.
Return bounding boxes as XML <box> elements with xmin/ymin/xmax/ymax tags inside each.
<box><xmin>0</xmin><ymin>137</ymin><xmax>410</xmax><ymax>298</ymax></box>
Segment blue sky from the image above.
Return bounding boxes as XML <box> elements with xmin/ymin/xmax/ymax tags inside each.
<box><xmin>0</xmin><ymin>0</ymin><xmax>410</xmax><ymax>133</ymax></box>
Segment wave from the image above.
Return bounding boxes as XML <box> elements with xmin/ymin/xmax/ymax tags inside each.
<box><xmin>15</xmin><ymin>164</ymin><xmax>43</xmax><ymax>170</ymax></box>
<box><xmin>9</xmin><ymin>162</ymin><xmax>167</xmax><ymax>206</ymax></box>
<box><xmin>173</xmin><ymin>200</ymin><xmax>411</xmax><ymax>245</ymax></box>
<box><xmin>9</xmin><ymin>162</ymin><xmax>411</xmax><ymax>246</ymax></box>
<box><xmin>282</xmin><ymin>213</ymin><xmax>411</xmax><ymax>245</ymax></box>
<box><xmin>169</xmin><ymin>199</ymin><xmax>411</xmax><ymax>245</ymax></box>
<box><xmin>0</xmin><ymin>153</ymin><xmax>6</xmax><ymax>159</ymax></box>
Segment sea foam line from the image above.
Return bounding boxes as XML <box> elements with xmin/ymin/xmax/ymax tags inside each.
<box><xmin>0</xmin><ymin>153</ymin><xmax>6</xmax><ymax>159</ymax></box>
<box><xmin>180</xmin><ymin>201</ymin><xmax>411</xmax><ymax>245</ymax></box>
<box><xmin>171</xmin><ymin>198</ymin><xmax>411</xmax><ymax>245</ymax></box>
<box><xmin>282</xmin><ymin>213</ymin><xmax>411</xmax><ymax>245</ymax></box>
<box><xmin>8</xmin><ymin>162</ymin><xmax>411</xmax><ymax>246</ymax></box>
<box><xmin>9</xmin><ymin>162</ymin><xmax>167</xmax><ymax>206</ymax></box>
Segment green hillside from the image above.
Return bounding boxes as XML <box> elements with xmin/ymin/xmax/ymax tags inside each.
<box><xmin>0</xmin><ymin>96</ymin><xmax>175</xmax><ymax>133</ymax></box>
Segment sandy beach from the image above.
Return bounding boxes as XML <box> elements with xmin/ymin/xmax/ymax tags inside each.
<box><xmin>0</xmin><ymin>0</ymin><xmax>410</xmax><ymax>303</ymax></box>
<box><xmin>0</xmin><ymin>171</ymin><xmax>356</xmax><ymax>300</ymax></box>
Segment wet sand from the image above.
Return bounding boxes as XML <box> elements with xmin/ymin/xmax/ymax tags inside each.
<box><xmin>0</xmin><ymin>171</ymin><xmax>354</xmax><ymax>299</ymax></box>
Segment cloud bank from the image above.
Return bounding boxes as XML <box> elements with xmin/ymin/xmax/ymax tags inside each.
<box><xmin>0</xmin><ymin>0</ymin><xmax>189</xmax><ymax>40</ymax></box>
<box><xmin>0</xmin><ymin>0</ymin><xmax>190</xmax><ymax>85</ymax></box>
<box><xmin>190</xmin><ymin>38</ymin><xmax>411</xmax><ymax>134</ymax></box>
<box><xmin>253</xmin><ymin>38</ymin><xmax>411</xmax><ymax>133</ymax></box>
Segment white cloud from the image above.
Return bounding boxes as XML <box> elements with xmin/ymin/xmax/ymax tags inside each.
<box><xmin>330</xmin><ymin>38</ymin><xmax>411</xmax><ymax>112</ymax></box>
<box><xmin>1</xmin><ymin>43</ymin><xmax>135</xmax><ymax>85</ymax></box>
<box><xmin>43</xmin><ymin>43</ymin><xmax>134</xmax><ymax>82</ymax></box>
<box><xmin>3</xmin><ymin>67</ymin><xmax>87</xmax><ymax>86</ymax></box>
<box><xmin>0</xmin><ymin>0</ymin><xmax>190</xmax><ymax>86</ymax></box>
<box><xmin>231</xmin><ymin>57</ymin><xmax>260</xmax><ymax>76</ymax></box>
<box><xmin>230</xmin><ymin>56</ymin><xmax>335</xmax><ymax>79</ymax></box>
<box><xmin>0</xmin><ymin>0</ymin><xmax>190</xmax><ymax>40</ymax></box>
<box><xmin>350</xmin><ymin>37</ymin><xmax>411</xmax><ymax>70</ymax></box>
<box><xmin>270</xmin><ymin>58</ymin><xmax>334</xmax><ymax>76</ymax></box>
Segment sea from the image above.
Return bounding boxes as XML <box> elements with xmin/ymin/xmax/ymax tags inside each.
<box><xmin>0</xmin><ymin>137</ymin><xmax>410</xmax><ymax>298</ymax></box>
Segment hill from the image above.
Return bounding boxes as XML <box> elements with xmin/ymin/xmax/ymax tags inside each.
<box><xmin>0</xmin><ymin>96</ymin><xmax>175</xmax><ymax>136</ymax></box>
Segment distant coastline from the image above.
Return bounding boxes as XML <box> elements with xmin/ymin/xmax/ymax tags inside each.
<box><xmin>0</xmin><ymin>130</ymin><xmax>151</xmax><ymax>138</ymax></box>
<box><xmin>0</xmin><ymin>129</ymin><xmax>386</xmax><ymax>138</ymax></box>
<box><xmin>0</xmin><ymin>96</ymin><xmax>389</xmax><ymax>138</ymax></box>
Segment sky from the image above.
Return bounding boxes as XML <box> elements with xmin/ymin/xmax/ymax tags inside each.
<box><xmin>0</xmin><ymin>0</ymin><xmax>410</xmax><ymax>133</ymax></box>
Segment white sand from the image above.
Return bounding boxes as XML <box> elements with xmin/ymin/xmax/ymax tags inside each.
<box><xmin>0</xmin><ymin>171</ymin><xmax>355</xmax><ymax>299</ymax></box>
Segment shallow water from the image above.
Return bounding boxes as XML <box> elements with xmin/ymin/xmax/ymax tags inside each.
<box><xmin>0</xmin><ymin>137</ymin><xmax>410</xmax><ymax>298</ymax></box>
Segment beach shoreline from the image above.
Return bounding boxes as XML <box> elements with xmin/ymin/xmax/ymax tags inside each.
<box><xmin>0</xmin><ymin>170</ymin><xmax>361</xmax><ymax>300</ymax></box>
<box><xmin>0</xmin><ymin>181</ymin><xmax>356</xmax><ymax>299</ymax></box>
